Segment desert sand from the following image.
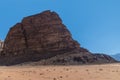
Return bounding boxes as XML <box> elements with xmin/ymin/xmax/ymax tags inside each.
<box><xmin>0</xmin><ymin>63</ymin><xmax>120</xmax><ymax>80</ymax></box>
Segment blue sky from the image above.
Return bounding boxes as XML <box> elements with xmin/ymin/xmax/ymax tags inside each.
<box><xmin>0</xmin><ymin>0</ymin><xmax>120</xmax><ymax>55</ymax></box>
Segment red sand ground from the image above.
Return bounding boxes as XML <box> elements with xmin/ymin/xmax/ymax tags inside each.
<box><xmin>0</xmin><ymin>63</ymin><xmax>120</xmax><ymax>80</ymax></box>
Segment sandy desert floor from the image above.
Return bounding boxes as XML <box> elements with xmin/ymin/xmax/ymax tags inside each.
<box><xmin>0</xmin><ymin>63</ymin><xmax>120</xmax><ymax>80</ymax></box>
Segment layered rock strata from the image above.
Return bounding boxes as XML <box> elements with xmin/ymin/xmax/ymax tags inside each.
<box><xmin>0</xmin><ymin>10</ymin><xmax>116</xmax><ymax>65</ymax></box>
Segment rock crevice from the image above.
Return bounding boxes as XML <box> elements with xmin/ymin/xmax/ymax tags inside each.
<box><xmin>21</xmin><ymin>24</ymin><xmax>28</xmax><ymax>48</ymax></box>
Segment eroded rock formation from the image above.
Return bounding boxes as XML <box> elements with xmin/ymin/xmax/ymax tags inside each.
<box><xmin>0</xmin><ymin>10</ymin><xmax>116</xmax><ymax>65</ymax></box>
<box><xmin>3</xmin><ymin>10</ymin><xmax>81</xmax><ymax>54</ymax></box>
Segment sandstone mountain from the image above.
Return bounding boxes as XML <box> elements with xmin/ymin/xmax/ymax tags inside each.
<box><xmin>0</xmin><ymin>10</ymin><xmax>116</xmax><ymax>65</ymax></box>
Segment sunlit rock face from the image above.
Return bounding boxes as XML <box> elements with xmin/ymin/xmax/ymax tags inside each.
<box><xmin>0</xmin><ymin>40</ymin><xmax>3</xmax><ymax>52</ymax></box>
<box><xmin>0</xmin><ymin>10</ymin><xmax>117</xmax><ymax>65</ymax></box>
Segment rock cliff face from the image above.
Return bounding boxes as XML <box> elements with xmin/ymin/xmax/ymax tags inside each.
<box><xmin>3</xmin><ymin>10</ymin><xmax>81</xmax><ymax>54</ymax></box>
<box><xmin>1</xmin><ymin>10</ymin><xmax>116</xmax><ymax>65</ymax></box>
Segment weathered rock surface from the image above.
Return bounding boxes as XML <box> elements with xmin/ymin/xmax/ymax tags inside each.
<box><xmin>0</xmin><ymin>10</ymin><xmax>117</xmax><ymax>65</ymax></box>
<box><xmin>3</xmin><ymin>10</ymin><xmax>81</xmax><ymax>54</ymax></box>
<box><xmin>18</xmin><ymin>52</ymin><xmax>116</xmax><ymax>66</ymax></box>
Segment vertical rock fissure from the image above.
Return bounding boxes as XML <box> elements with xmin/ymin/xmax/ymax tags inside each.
<box><xmin>21</xmin><ymin>24</ymin><xmax>28</xmax><ymax>48</ymax></box>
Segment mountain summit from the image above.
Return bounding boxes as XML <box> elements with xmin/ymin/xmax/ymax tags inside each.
<box><xmin>0</xmin><ymin>10</ymin><xmax>116</xmax><ymax>65</ymax></box>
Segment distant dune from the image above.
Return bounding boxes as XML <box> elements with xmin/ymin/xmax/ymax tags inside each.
<box><xmin>0</xmin><ymin>63</ymin><xmax>119</xmax><ymax>80</ymax></box>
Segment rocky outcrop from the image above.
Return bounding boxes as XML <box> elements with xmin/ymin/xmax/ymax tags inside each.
<box><xmin>0</xmin><ymin>10</ymin><xmax>117</xmax><ymax>65</ymax></box>
<box><xmin>18</xmin><ymin>53</ymin><xmax>117</xmax><ymax>66</ymax></box>
<box><xmin>93</xmin><ymin>54</ymin><xmax>116</xmax><ymax>63</ymax></box>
